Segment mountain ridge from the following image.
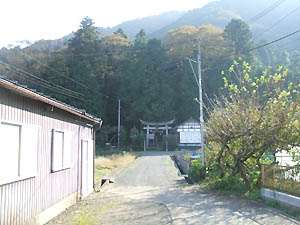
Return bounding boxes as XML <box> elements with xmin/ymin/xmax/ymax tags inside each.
<box><xmin>5</xmin><ymin>0</ymin><xmax>300</xmax><ymax>51</ymax></box>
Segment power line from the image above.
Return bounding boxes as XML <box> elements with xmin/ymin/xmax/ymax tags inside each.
<box><xmin>276</xmin><ymin>35</ymin><xmax>300</xmax><ymax>48</ymax></box>
<box><xmin>247</xmin><ymin>0</ymin><xmax>287</xmax><ymax>24</ymax></box>
<box><xmin>13</xmin><ymin>51</ymin><xmax>115</xmax><ymax>100</ymax></box>
<box><xmin>4</xmin><ymin>66</ymin><xmax>85</xmax><ymax>100</ymax></box>
<box><xmin>19</xmin><ymin>50</ymin><xmax>130</xmax><ymax>100</ymax></box>
<box><xmin>205</xmin><ymin>28</ymin><xmax>300</xmax><ymax>61</ymax></box>
<box><xmin>1</xmin><ymin>58</ymin><xmax>117</xmax><ymax>103</ymax></box>
<box><xmin>242</xmin><ymin>28</ymin><xmax>300</xmax><ymax>55</ymax></box>
<box><xmin>60</xmin><ymin>48</ymin><xmax>144</xmax><ymax>57</ymax></box>
<box><xmin>162</xmin><ymin>27</ymin><xmax>300</xmax><ymax>70</ymax></box>
<box><xmin>0</xmin><ymin>59</ymin><xmax>84</xmax><ymax>98</ymax></box>
<box><xmin>254</xmin><ymin>4</ymin><xmax>300</xmax><ymax>40</ymax></box>
<box><xmin>20</xmin><ymin>51</ymin><xmax>89</xmax><ymax>89</ymax></box>
<box><xmin>4</xmin><ymin>67</ymin><xmax>85</xmax><ymax>101</ymax></box>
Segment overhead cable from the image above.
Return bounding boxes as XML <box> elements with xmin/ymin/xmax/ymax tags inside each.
<box><xmin>20</xmin><ymin>51</ymin><xmax>89</xmax><ymax>89</ymax></box>
<box><xmin>254</xmin><ymin>4</ymin><xmax>300</xmax><ymax>40</ymax></box>
<box><xmin>0</xmin><ymin>59</ymin><xmax>84</xmax><ymax>98</ymax></box>
<box><xmin>162</xmin><ymin>27</ymin><xmax>300</xmax><ymax>70</ymax></box>
<box><xmin>4</xmin><ymin>67</ymin><xmax>85</xmax><ymax>101</ymax></box>
<box><xmin>247</xmin><ymin>0</ymin><xmax>287</xmax><ymax>24</ymax></box>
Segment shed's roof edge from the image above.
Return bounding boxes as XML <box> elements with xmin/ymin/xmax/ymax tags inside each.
<box><xmin>0</xmin><ymin>77</ymin><xmax>102</xmax><ymax>124</ymax></box>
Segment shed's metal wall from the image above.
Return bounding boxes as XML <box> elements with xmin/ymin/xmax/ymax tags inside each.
<box><xmin>0</xmin><ymin>87</ymin><xmax>94</xmax><ymax>225</ymax></box>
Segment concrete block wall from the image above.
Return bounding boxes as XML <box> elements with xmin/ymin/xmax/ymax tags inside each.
<box><xmin>261</xmin><ymin>188</ymin><xmax>300</xmax><ymax>211</ymax></box>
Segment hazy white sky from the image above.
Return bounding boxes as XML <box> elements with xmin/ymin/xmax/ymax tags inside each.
<box><xmin>0</xmin><ymin>0</ymin><xmax>215</xmax><ymax>48</ymax></box>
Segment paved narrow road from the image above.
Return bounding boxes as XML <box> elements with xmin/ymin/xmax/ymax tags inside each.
<box><xmin>103</xmin><ymin>152</ymin><xmax>300</xmax><ymax>225</ymax></box>
<box><xmin>48</xmin><ymin>152</ymin><xmax>300</xmax><ymax>225</ymax></box>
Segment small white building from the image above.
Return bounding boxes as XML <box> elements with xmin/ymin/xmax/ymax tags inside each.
<box><xmin>276</xmin><ymin>147</ymin><xmax>300</xmax><ymax>167</ymax></box>
<box><xmin>177</xmin><ymin>118</ymin><xmax>202</xmax><ymax>149</ymax></box>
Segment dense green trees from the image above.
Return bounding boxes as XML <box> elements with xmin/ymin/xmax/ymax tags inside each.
<box><xmin>223</xmin><ymin>19</ymin><xmax>257</xmax><ymax>65</ymax></box>
<box><xmin>0</xmin><ymin>17</ymin><xmax>299</xmax><ymax>146</ymax></box>
<box><xmin>65</xmin><ymin>17</ymin><xmax>106</xmax><ymax>116</ymax></box>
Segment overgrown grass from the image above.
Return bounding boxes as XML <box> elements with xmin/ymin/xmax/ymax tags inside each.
<box><xmin>94</xmin><ymin>152</ymin><xmax>138</xmax><ymax>182</ymax></box>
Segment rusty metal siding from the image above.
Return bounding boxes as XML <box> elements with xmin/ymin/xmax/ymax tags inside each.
<box><xmin>0</xmin><ymin>87</ymin><xmax>94</xmax><ymax>225</ymax></box>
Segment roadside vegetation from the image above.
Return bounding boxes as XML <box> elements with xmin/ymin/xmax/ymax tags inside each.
<box><xmin>188</xmin><ymin>60</ymin><xmax>300</xmax><ymax>217</ymax></box>
<box><xmin>95</xmin><ymin>149</ymin><xmax>138</xmax><ymax>182</ymax></box>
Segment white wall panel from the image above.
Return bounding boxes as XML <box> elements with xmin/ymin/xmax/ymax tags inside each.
<box><xmin>0</xmin><ymin>87</ymin><xmax>95</xmax><ymax>225</ymax></box>
<box><xmin>180</xmin><ymin>131</ymin><xmax>201</xmax><ymax>144</ymax></box>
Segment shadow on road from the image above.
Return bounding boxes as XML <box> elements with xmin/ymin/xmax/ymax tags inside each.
<box><xmin>48</xmin><ymin>152</ymin><xmax>300</xmax><ymax>225</ymax></box>
<box><xmin>102</xmin><ymin>184</ymin><xmax>299</xmax><ymax>225</ymax></box>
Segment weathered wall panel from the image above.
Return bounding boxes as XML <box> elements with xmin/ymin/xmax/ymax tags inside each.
<box><xmin>0</xmin><ymin>87</ymin><xmax>94</xmax><ymax>224</ymax></box>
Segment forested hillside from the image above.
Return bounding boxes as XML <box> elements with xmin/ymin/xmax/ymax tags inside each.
<box><xmin>99</xmin><ymin>11</ymin><xmax>186</xmax><ymax>39</ymax></box>
<box><xmin>1</xmin><ymin>0</ymin><xmax>300</xmax><ymax>145</ymax></box>
<box><xmin>151</xmin><ymin>0</ymin><xmax>300</xmax><ymax>49</ymax></box>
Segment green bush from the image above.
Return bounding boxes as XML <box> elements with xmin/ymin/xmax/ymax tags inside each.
<box><xmin>188</xmin><ymin>158</ymin><xmax>205</xmax><ymax>183</ymax></box>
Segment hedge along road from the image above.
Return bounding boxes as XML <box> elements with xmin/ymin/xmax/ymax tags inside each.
<box><xmin>48</xmin><ymin>152</ymin><xmax>300</xmax><ymax>225</ymax></box>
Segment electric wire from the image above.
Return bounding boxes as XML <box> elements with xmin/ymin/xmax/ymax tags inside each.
<box><xmin>188</xmin><ymin>59</ymin><xmax>200</xmax><ymax>87</ymax></box>
<box><xmin>276</xmin><ymin>35</ymin><xmax>300</xmax><ymax>48</ymax></box>
<box><xmin>254</xmin><ymin>4</ymin><xmax>300</xmax><ymax>40</ymax></box>
<box><xmin>240</xmin><ymin>28</ymin><xmax>300</xmax><ymax>56</ymax></box>
<box><xmin>201</xmin><ymin>28</ymin><xmax>300</xmax><ymax>61</ymax></box>
<box><xmin>162</xmin><ymin>27</ymin><xmax>300</xmax><ymax>70</ymax></box>
<box><xmin>4</xmin><ymin>67</ymin><xmax>85</xmax><ymax>100</ymax></box>
<box><xmin>0</xmin><ymin>59</ymin><xmax>85</xmax><ymax>98</ymax></box>
<box><xmin>12</xmin><ymin>52</ymin><xmax>116</xmax><ymax>100</ymax></box>
<box><xmin>0</xmin><ymin>58</ymin><xmax>119</xmax><ymax>104</ymax></box>
<box><xmin>18</xmin><ymin>50</ymin><xmax>129</xmax><ymax>100</ymax></box>
<box><xmin>19</xmin><ymin>51</ymin><xmax>89</xmax><ymax>89</ymax></box>
<box><xmin>4</xmin><ymin>67</ymin><xmax>85</xmax><ymax>101</ymax></box>
<box><xmin>247</xmin><ymin>0</ymin><xmax>287</xmax><ymax>24</ymax></box>
<box><xmin>59</xmin><ymin>48</ymin><xmax>144</xmax><ymax>57</ymax></box>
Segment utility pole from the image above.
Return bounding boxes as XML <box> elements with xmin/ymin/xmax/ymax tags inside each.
<box><xmin>187</xmin><ymin>34</ymin><xmax>205</xmax><ymax>166</ymax></box>
<box><xmin>117</xmin><ymin>99</ymin><xmax>121</xmax><ymax>149</ymax></box>
<box><xmin>197</xmin><ymin>35</ymin><xmax>205</xmax><ymax>167</ymax></box>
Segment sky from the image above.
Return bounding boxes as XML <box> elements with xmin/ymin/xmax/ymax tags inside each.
<box><xmin>0</xmin><ymin>0</ymin><xmax>215</xmax><ymax>48</ymax></box>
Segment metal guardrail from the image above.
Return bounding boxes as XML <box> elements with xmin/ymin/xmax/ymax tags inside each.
<box><xmin>262</xmin><ymin>164</ymin><xmax>300</xmax><ymax>197</ymax></box>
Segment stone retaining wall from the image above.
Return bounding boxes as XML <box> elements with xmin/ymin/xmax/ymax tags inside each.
<box><xmin>174</xmin><ymin>151</ymin><xmax>193</xmax><ymax>174</ymax></box>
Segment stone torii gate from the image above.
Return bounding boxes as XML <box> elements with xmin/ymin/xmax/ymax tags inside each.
<box><xmin>140</xmin><ymin>119</ymin><xmax>174</xmax><ymax>152</ymax></box>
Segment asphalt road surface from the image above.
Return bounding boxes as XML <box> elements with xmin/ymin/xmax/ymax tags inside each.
<box><xmin>103</xmin><ymin>152</ymin><xmax>300</xmax><ymax>225</ymax></box>
<box><xmin>47</xmin><ymin>152</ymin><xmax>300</xmax><ymax>225</ymax></box>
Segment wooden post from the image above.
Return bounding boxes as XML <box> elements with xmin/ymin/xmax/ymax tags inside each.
<box><xmin>146</xmin><ymin>125</ymin><xmax>149</xmax><ymax>147</ymax></box>
<box><xmin>144</xmin><ymin>139</ymin><xmax>146</xmax><ymax>152</ymax></box>
<box><xmin>165</xmin><ymin>124</ymin><xmax>168</xmax><ymax>152</ymax></box>
<box><xmin>273</xmin><ymin>166</ymin><xmax>276</xmax><ymax>189</ymax></box>
<box><xmin>262</xmin><ymin>164</ymin><xmax>265</xmax><ymax>187</ymax></box>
